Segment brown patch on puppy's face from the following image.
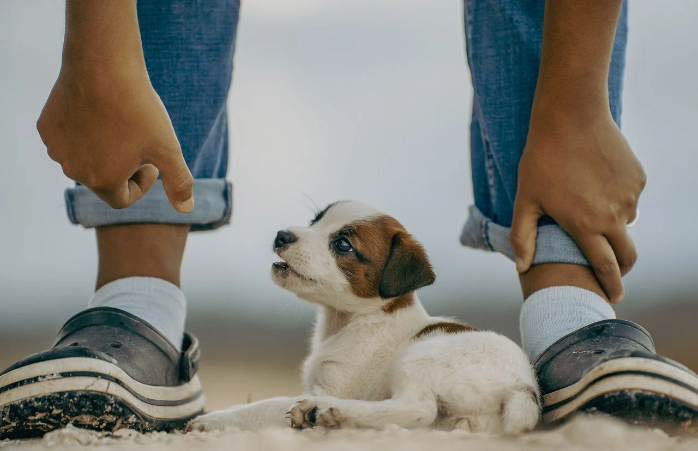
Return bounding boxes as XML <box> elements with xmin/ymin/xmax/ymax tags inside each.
<box><xmin>331</xmin><ymin>216</ymin><xmax>435</xmax><ymax>301</ymax></box>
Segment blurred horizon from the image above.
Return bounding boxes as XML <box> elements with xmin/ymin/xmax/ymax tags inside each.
<box><xmin>1</xmin><ymin>0</ymin><xmax>697</xmax><ymax>354</ymax></box>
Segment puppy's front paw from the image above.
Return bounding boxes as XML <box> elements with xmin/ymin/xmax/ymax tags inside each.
<box><xmin>287</xmin><ymin>399</ymin><xmax>318</xmax><ymax>430</ymax></box>
<box><xmin>287</xmin><ymin>398</ymin><xmax>344</xmax><ymax>430</ymax></box>
<box><xmin>186</xmin><ymin>411</ymin><xmax>234</xmax><ymax>433</ymax></box>
<box><xmin>315</xmin><ymin>406</ymin><xmax>344</xmax><ymax>429</ymax></box>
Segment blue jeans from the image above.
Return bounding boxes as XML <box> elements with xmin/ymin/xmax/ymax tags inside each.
<box><xmin>64</xmin><ymin>0</ymin><xmax>628</xmax><ymax>265</ymax></box>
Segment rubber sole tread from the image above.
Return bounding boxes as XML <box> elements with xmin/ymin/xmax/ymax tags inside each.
<box><xmin>545</xmin><ymin>389</ymin><xmax>698</xmax><ymax>435</ymax></box>
<box><xmin>0</xmin><ymin>391</ymin><xmax>194</xmax><ymax>440</ymax></box>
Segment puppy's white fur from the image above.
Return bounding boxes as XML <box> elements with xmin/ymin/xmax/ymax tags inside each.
<box><xmin>189</xmin><ymin>201</ymin><xmax>539</xmax><ymax>434</ymax></box>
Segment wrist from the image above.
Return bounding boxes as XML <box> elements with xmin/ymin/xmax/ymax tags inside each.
<box><xmin>531</xmin><ymin>79</ymin><xmax>612</xmax><ymax>126</ymax></box>
<box><xmin>62</xmin><ymin>39</ymin><xmax>146</xmax><ymax>71</ymax></box>
<box><xmin>57</xmin><ymin>56</ymin><xmax>152</xmax><ymax>105</ymax></box>
<box><xmin>61</xmin><ymin>0</ymin><xmax>146</xmax><ymax>74</ymax></box>
<box><xmin>61</xmin><ymin>49</ymin><xmax>148</xmax><ymax>82</ymax></box>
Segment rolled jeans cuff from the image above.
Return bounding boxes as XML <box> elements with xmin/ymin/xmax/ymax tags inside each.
<box><xmin>460</xmin><ymin>205</ymin><xmax>589</xmax><ymax>266</ymax></box>
<box><xmin>65</xmin><ymin>179</ymin><xmax>233</xmax><ymax>232</ymax></box>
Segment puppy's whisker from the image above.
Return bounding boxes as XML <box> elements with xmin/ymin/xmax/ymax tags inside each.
<box><xmin>296</xmin><ymin>300</ymin><xmax>305</xmax><ymax>323</ymax></box>
<box><xmin>299</xmin><ymin>199</ymin><xmax>318</xmax><ymax>218</ymax></box>
<box><xmin>301</xmin><ymin>193</ymin><xmax>321</xmax><ymax>214</ymax></box>
<box><xmin>276</xmin><ymin>298</ymin><xmax>297</xmax><ymax>315</ymax></box>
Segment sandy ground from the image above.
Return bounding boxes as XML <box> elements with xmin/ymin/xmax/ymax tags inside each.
<box><xmin>2</xmin><ymin>415</ymin><xmax>698</xmax><ymax>451</ymax></box>
<box><xmin>2</xmin><ymin>359</ymin><xmax>698</xmax><ymax>450</ymax></box>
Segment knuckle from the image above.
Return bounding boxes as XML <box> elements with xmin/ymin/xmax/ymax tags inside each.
<box><xmin>594</xmin><ymin>259</ymin><xmax>617</xmax><ymax>277</ymax></box>
<box><xmin>622</xmin><ymin>194</ymin><xmax>637</xmax><ymax>210</ymax></box>
<box><xmin>82</xmin><ymin>172</ymin><xmax>101</xmax><ymax>189</ymax></box>
<box><xmin>638</xmin><ymin>170</ymin><xmax>648</xmax><ymax>190</ymax></box>
<box><xmin>85</xmin><ymin>173</ymin><xmax>115</xmax><ymax>193</ymax></box>
<box><xmin>45</xmin><ymin>145</ymin><xmax>61</xmax><ymax>163</ymax></box>
<box><xmin>570</xmin><ymin>216</ymin><xmax>592</xmax><ymax>235</ymax></box>
<box><xmin>618</xmin><ymin>253</ymin><xmax>637</xmax><ymax>277</ymax></box>
<box><xmin>621</xmin><ymin>250</ymin><xmax>638</xmax><ymax>270</ymax></box>
<box><xmin>509</xmin><ymin>231</ymin><xmax>527</xmax><ymax>246</ymax></box>
<box><xmin>60</xmin><ymin>161</ymin><xmax>80</xmax><ymax>181</ymax></box>
<box><xmin>36</xmin><ymin>116</ymin><xmax>48</xmax><ymax>137</ymax></box>
<box><xmin>93</xmin><ymin>187</ymin><xmax>128</xmax><ymax>209</ymax></box>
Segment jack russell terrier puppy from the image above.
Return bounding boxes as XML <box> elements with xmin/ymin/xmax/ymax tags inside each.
<box><xmin>188</xmin><ymin>201</ymin><xmax>540</xmax><ymax>434</ymax></box>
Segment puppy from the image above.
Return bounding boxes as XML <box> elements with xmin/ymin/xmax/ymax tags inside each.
<box><xmin>188</xmin><ymin>201</ymin><xmax>539</xmax><ymax>434</ymax></box>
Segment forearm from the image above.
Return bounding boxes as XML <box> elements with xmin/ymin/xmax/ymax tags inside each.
<box><xmin>62</xmin><ymin>0</ymin><xmax>146</xmax><ymax>72</ymax></box>
<box><xmin>534</xmin><ymin>0</ymin><xmax>624</xmax><ymax>116</ymax></box>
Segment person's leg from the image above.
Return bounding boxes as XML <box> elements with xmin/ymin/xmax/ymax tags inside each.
<box><xmin>66</xmin><ymin>0</ymin><xmax>238</xmax><ymax>348</ymax></box>
<box><xmin>461</xmin><ymin>0</ymin><xmax>623</xmax><ymax>360</ymax></box>
<box><xmin>462</xmin><ymin>0</ymin><xmax>625</xmax><ymax>355</ymax></box>
<box><xmin>462</xmin><ymin>0</ymin><xmax>698</xmax><ymax>429</ymax></box>
<box><xmin>0</xmin><ymin>0</ymin><xmax>240</xmax><ymax>438</ymax></box>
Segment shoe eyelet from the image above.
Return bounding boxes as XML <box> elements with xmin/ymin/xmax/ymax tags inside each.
<box><xmin>68</xmin><ymin>342</ymin><xmax>79</xmax><ymax>347</ymax></box>
<box><xmin>110</xmin><ymin>342</ymin><xmax>122</xmax><ymax>349</ymax></box>
<box><xmin>592</xmin><ymin>350</ymin><xmax>605</xmax><ymax>355</ymax></box>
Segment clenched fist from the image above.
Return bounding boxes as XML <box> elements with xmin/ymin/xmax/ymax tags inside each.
<box><xmin>37</xmin><ymin>0</ymin><xmax>194</xmax><ymax>213</ymax></box>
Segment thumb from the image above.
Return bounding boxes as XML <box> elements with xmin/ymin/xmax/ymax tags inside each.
<box><xmin>510</xmin><ymin>199</ymin><xmax>543</xmax><ymax>273</ymax></box>
<box><xmin>151</xmin><ymin>146</ymin><xmax>195</xmax><ymax>213</ymax></box>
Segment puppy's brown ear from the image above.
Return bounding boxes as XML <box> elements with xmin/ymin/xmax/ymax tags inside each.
<box><xmin>378</xmin><ymin>232</ymin><xmax>436</xmax><ymax>299</ymax></box>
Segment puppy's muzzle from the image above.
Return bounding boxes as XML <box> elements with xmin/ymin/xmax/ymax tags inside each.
<box><xmin>274</xmin><ymin>230</ymin><xmax>297</xmax><ymax>250</ymax></box>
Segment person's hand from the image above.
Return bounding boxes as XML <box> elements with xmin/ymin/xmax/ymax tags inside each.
<box><xmin>510</xmin><ymin>108</ymin><xmax>646</xmax><ymax>303</ymax></box>
<box><xmin>36</xmin><ymin>0</ymin><xmax>193</xmax><ymax>213</ymax></box>
<box><xmin>37</xmin><ymin>62</ymin><xmax>194</xmax><ymax>212</ymax></box>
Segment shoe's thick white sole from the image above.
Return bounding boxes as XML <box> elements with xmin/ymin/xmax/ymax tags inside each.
<box><xmin>543</xmin><ymin>357</ymin><xmax>698</xmax><ymax>424</ymax></box>
<box><xmin>0</xmin><ymin>357</ymin><xmax>204</xmax><ymax>421</ymax></box>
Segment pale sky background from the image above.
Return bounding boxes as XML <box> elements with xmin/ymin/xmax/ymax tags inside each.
<box><xmin>0</xmin><ymin>1</ymin><xmax>697</xmax><ymax>334</ymax></box>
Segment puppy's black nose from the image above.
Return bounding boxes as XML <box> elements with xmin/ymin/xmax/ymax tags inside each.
<box><xmin>274</xmin><ymin>230</ymin><xmax>297</xmax><ymax>249</ymax></box>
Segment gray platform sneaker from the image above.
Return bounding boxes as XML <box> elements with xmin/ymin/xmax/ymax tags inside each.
<box><xmin>0</xmin><ymin>307</ymin><xmax>204</xmax><ymax>439</ymax></box>
<box><xmin>537</xmin><ymin>319</ymin><xmax>698</xmax><ymax>432</ymax></box>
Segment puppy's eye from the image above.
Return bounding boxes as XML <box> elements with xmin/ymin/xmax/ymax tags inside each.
<box><xmin>333</xmin><ymin>238</ymin><xmax>353</xmax><ymax>254</ymax></box>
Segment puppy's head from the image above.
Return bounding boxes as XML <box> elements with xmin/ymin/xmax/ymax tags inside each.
<box><xmin>271</xmin><ymin>201</ymin><xmax>435</xmax><ymax>312</ymax></box>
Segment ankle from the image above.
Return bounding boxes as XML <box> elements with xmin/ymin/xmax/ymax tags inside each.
<box><xmin>95</xmin><ymin>224</ymin><xmax>189</xmax><ymax>289</ymax></box>
<box><xmin>519</xmin><ymin>263</ymin><xmax>608</xmax><ymax>302</ymax></box>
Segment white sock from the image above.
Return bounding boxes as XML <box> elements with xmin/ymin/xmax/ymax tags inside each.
<box><xmin>88</xmin><ymin>277</ymin><xmax>186</xmax><ymax>349</ymax></box>
<box><xmin>520</xmin><ymin>286</ymin><xmax>616</xmax><ymax>362</ymax></box>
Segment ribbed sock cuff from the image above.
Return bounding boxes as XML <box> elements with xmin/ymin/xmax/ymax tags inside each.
<box><xmin>88</xmin><ymin>277</ymin><xmax>186</xmax><ymax>349</ymax></box>
<box><xmin>520</xmin><ymin>286</ymin><xmax>615</xmax><ymax>362</ymax></box>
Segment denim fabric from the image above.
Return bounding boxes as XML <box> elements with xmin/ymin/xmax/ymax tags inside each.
<box><xmin>64</xmin><ymin>0</ymin><xmax>240</xmax><ymax>231</ymax></box>
<box><xmin>66</xmin><ymin>180</ymin><xmax>233</xmax><ymax>230</ymax></box>
<box><xmin>460</xmin><ymin>0</ymin><xmax>628</xmax><ymax>265</ymax></box>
